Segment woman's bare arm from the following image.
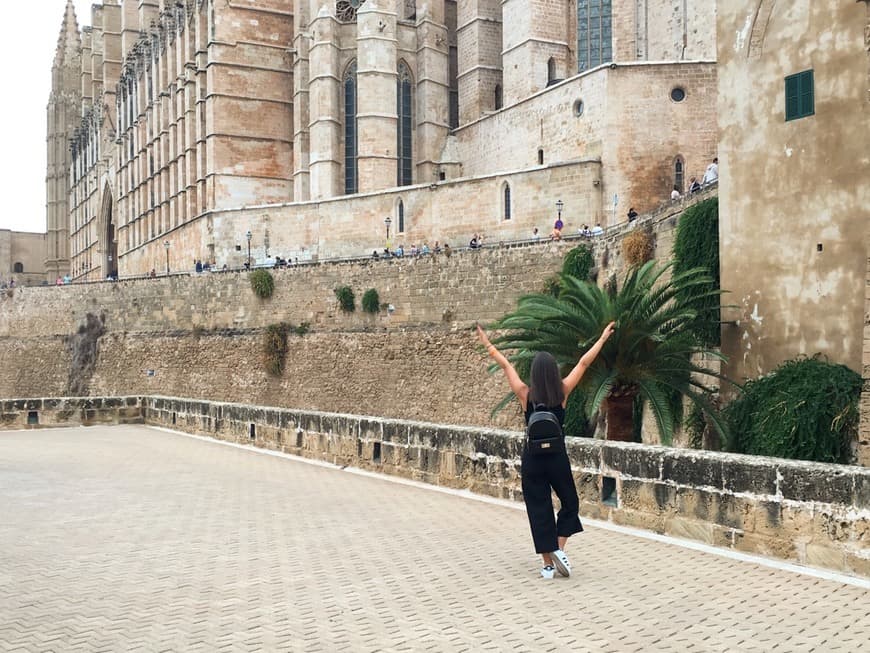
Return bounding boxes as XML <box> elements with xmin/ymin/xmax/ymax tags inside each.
<box><xmin>477</xmin><ymin>324</ymin><xmax>528</xmax><ymax>407</ymax></box>
<box><xmin>562</xmin><ymin>321</ymin><xmax>616</xmax><ymax>397</ymax></box>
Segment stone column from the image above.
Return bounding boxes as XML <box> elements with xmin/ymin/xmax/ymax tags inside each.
<box><xmin>456</xmin><ymin>0</ymin><xmax>502</xmax><ymax>124</ymax></box>
<box><xmin>121</xmin><ymin>0</ymin><xmax>140</xmax><ymax>59</ymax></box>
<box><xmin>502</xmin><ymin>0</ymin><xmax>571</xmax><ymax>104</ymax></box>
<box><xmin>357</xmin><ymin>0</ymin><xmax>398</xmax><ymax>193</ymax></box>
<box><xmin>414</xmin><ymin>1</ymin><xmax>450</xmax><ymax>182</ymax></box>
<box><xmin>293</xmin><ymin>0</ymin><xmax>312</xmax><ymax>201</ymax></box>
<box><xmin>308</xmin><ymin>3</ymin><xmax>342</xmax><ymax>200</ymax></box>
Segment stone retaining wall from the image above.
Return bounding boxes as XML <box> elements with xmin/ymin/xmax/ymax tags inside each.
<box><xmin>4</xmin><ymin>395</ymin><xmax>865</xmax><ymax>578</ymax></box>
<box><xmin>0</xmin><ymin>396</ymin><xmax>145</xmax><ymax>429</ymax></box>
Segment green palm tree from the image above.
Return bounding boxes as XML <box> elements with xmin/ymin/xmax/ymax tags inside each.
<box><xmin>489</xmin><ymin>261</ymin><xmax>729</xmax><ymax>443</ymax></box>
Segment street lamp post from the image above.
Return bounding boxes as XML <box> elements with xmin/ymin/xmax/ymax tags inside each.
<box><xmin>245</xmin><ymin>230</ymin><xmax>252</xmax><ymax>269</ymax></box>
<box><xmin>163</xmin><ymin>240</ymin><xmax>170</xmax><ymax>275</ymax></box>
<box><xmin>384</xmin><ymin>216</ymin><xmax>392</xmax><ymax>249</ymax></box>
<box><xmin>556</xmin><ymin>199</ymin><xmax>564</xmax><ymax>223</ymax></box>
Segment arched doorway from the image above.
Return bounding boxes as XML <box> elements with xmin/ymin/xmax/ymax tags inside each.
<box><xmin>100</xmin><ymin>186</ymin><xmax>117</xmax><ymax>278</ymax></box>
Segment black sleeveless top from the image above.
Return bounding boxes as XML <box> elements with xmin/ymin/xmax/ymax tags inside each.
<box><xmin>524</xmin><ymin>402</ymin><xmax>566</xmax><ymax>426</ymax></box>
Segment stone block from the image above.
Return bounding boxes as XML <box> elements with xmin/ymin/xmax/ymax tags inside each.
<box><xmin>611</xmin><ymin>508</ymin><xmax>666</xmax><ymax>534</ymax></box>
<box><xmin>732</xmin><ymin>532</ymin><xmax>798</xmax><ymax>561</ymax></box>
<box><xmin>713</xmin><ymin>494</ymin><xmax>757</xmax><ymax>531</ymax></box>
<box><xmin>853</xmin><ymin>470</ymin><xmax>870</xmax><ymax>508</ymax></box>
<box><xmin>358</xmin><ymin>418</ymin><xmax>382</xmax><ymax>442</ymax></box>
<box><xmin>620</xmin><ymin>479</ymin><xmax>662</xmax><ymax>514</ymax></box>
<box><xmin>575</xmin><ymin>472</ymin><xmax>599</xmax><ymax>503</ymax></box>
<box><xmin>602</xmin><ymin>443</ymin><xmax>664</xmax><ymax>480</ymax></box>
<box><xmin>749</xmin><ymin>501</ymin><xmax>783</xmax><ymax>537</ymax></box>
<box><xmin>845</xmin><ymin>551</ymin><xmax>870</xmax><ymax>577</ymax></box>
<box><xmin>778</xmin><ymin>464</ymin><xmax>854</xmax><ymax>505</ymax></box>
<box><xmin>664</xmin><ymin>516</ymin><xmax>715</xmax><ymax>545</ymax></box>
<box><xmin>381</xmin><ymin>420</ymin><xmax>407</xmax><ymax>444</ymax></box>
<box><xmin>804</xmin><ymin>544</ymin><xmax>846</xmax><ymax>571</ymax></box>
<box><xmin>662</xmin><ymin>452</ymin><xmax>723</xmax><ymax>489</ymax></box>
<box><xmin>722</xmin><ymin>457</ymin><xmax>778</xmax><ymax>496</ymax></box>
<box><xmin>567</xmin><ymin>438</ymin><xmax>602</xmax><ymax>470</ymax></box>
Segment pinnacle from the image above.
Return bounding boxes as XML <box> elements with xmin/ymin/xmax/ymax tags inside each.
<box><xmin>53</xmin><ymin>0</ymin><xmax>81</xmax><ymax>68</ymax></box>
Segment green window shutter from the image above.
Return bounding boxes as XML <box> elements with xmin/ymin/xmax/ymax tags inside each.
<box><xmin>785</xmin><ymin>74</ymin><xmax>800</xmax><ymax>121</ymax></box>
<box><xmin>799</xmin><ymin>70</ymin><xmax>814</xmax><ymax>117</ymax></box>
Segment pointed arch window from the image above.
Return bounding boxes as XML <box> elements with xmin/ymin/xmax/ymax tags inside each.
<box><xmin>577</xmin><ymin>0</ymin><xmax>613</xmax><ymax>72</ymax></box>
<box><xmin>494</xmin><ymin>84</ymin><xmax>503</xmax><ymax>110</ymax></box>
<box><xmin>503</xmin><ymin>183</ymin><xmax>512</xmax><ymax>220</ymax></box>
<box><xmin>397</xmin><ymin>62</ymin><xmax>413</xmax><ymax>187</ymax></box>
<box><xmin>547</xmin><ymin>58</ymin><xmax>557</xmax><ymax>84</ymax></box>
<box><xmin>344</xmin><ymin>61</ymin><xmax>358</xmax><ymax>195</ymax></box>
<box><xmin>397</xmin><ymin>199</ymin><xmax>405</xmax><ymax>233</ymax></box>
<box><xmin>674</xmin><ymin>156</ymin><xmax>684</xmax><ymax>193</ymax></box>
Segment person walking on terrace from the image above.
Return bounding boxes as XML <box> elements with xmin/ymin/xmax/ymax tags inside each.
<box><xmin>476</xmin><ymin>320</ymin><xmax>615</xmax><ymax>579</ymax></box>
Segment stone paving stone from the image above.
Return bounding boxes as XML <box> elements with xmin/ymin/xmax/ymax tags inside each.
<box><xmin>1</xmin><ymin>425</ymin><xmax>869</xmax><ymax>653</ymax></box>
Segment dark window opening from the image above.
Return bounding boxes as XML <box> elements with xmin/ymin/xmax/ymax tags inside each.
<box><xmin>503</xmin><ymin>184</ymin><xmax>511</xmax><ymax>220</ymax></box>
<box><xmin>494</xmin><ymin>84</ymin><xmax>503</xmax><ymax>110</ymax></box>
<box><xmin>13</xmin><ymin>262</ymin><xmax>24</xmax><ymax>273</ymax></box>
<box><xmin>344</xmin><ymin>61</ymin><xmax>359</xmax><ymax>194</ymax></box>
<box><xmin>373</xmin><ymin>441</ymin><xmax>382</xmax><ymax>463</ymax></box>
<box><xmin>670</xmin><ymin>87</ymin><xmax>686</xmax><ymax>102</ymax></box>
<box><xmin>674</xmin><ymin>157</ymin><xmax>684</xmax><ymax>193</ymax></box>
<box><xmin>438</xmin><ymin>170</ymin><xmax>446</xmax><ymax>181</ymax></box>
<box><xmin>538</xmin><ymin>149</ymin><xmax>544</xmax><ymax>165</ymax></box>
<box><xmin>249</xmin><ymin>423</ymin><xmax>256</xmax><ymax>440</ymax></box>
<box><xmin>785</xmin><ymin>69</ymin><xmax>814</xmax><ymax>121</ymax></box>
<box><xmin>547</xmin><ymin>58</ymin><xmax>557</xmax><ymax>85</ymax></box>
<box><xmin>171</xmin><ymin>412</ymin><xmax>177</xmax><ymax>425</ymax></box>
<box><xmin>602</xmin><ymin>476</ymin><xmax>618</xmax><ymax>506</ymax></box>
<box><xmin>27</xmin><ymin>411</ymin><xmax>39</xmax><ymax>425</ymax></box>
<box><xmin>398</xmin><ymin>200</ymin><xmax>405</xmax><ymax>233</ymax></box>
<box><xmin>397</xmin><ymin>62</ymin><xmax>413</xmax><ymax>186</ymax></box>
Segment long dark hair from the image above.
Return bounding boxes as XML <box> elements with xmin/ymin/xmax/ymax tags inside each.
<box><xmin>528</xmin><ymin>351</ymin><xmax>564</xmax><ymax>407</ymax></box>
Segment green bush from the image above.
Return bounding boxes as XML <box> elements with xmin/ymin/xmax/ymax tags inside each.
<box><xmin>294</xmin><ymin>322</ymin><xmax>310</xmax><ymax>336</ymax></box>
<box><xmin>334</xmin><ymin>285</ymin><xmax>355</xmax><ymax>312</ymax></box>
<box><xmin>249</xmin><ymin>269</ymin><xmax>275</xmax><ymax>299</ymax></box>
<box><xmin>673</xmin><ymin>197</ymin><xmax>720</xmax><ymax>345</ymax></box>
<box><xmin>724</xmin><ymin>355</ymin><xmax>861</xmax><ymax>463</ymax></box>
<box><xmin>362</xmin><ymin>288</ymin><xmax>381</xmax><ymax>314</ymax></box>
<box><xmin>562</xmin><ymin>245</ymin><xmax>595</xmax><ymax>281</ymax></box>
<box><xmin>263</xmin><ymin>323</ymin><xmax>290</xmax><ymax>376</ymax></box>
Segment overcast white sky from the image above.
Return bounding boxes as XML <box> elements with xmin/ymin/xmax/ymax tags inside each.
<box><xmin>0</xmin><ymin>1</ymin><xmax>93</xmax><ymax>233</ymax></box>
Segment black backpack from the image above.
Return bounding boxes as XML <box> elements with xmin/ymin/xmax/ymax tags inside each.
<box><xmin>526</xmin><ymin>405</ymin><xmax>564</xmax><ymax>455</ymax></box>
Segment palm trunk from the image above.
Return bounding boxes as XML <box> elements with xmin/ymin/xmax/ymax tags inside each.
<box><xmin>605</xmin><ymin>392</ymin><xmax>637</xmax><ymax>441</ymax></box>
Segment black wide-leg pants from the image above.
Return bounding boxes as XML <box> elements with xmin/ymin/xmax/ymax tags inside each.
<box><xmin>520</xmin><ymin>449</ymin><xmax>583</xmax><ymax>553</ymax></box>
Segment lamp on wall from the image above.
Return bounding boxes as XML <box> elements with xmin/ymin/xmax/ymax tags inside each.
<box><xmin>556</xmin><ymin>199</ymin><xmax>564</xmax><ymax>222</ymax></box>
<box><xmin>245</xmin><ymin>230</ymin><xmax>252</xmax><ymax>269</ymax></box>
<box><xmin>163</xmin><ymin>240</ymin><xmax>170</xmax><ymax>275</ymax></box>
<box><xmin>384</xmin><ymin>216</ymin><xmax>392</xmax><ymax>248</ymax></box>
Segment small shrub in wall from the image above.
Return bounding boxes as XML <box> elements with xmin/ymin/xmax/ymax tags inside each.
<box><xmin>622</xmin><ymin>228</ymin><xmax>654</xmax><ymax>267</ymax></box>
<box><xmin>362</xmin><ymin>288</ymin><xmax>381</xmax><ymax>314</ymax></box>
<box><xmin>263</xmin><ymin>323</ymin><xmax>290</xmax><ymax>377</ymax></box>
<box><xmin>334</xmin><ymin>285</ymin><xmax>355</xmax><ymax>312</ymax></box>
<box><xmin>249</xmin><ymin>269</ymin><xmax>275</xmax><ymax>299</ymax></box>
<box><xmin>562</xmin><ymin>245</ymin><xmax>595</xmax><ymax>281</ymax></box>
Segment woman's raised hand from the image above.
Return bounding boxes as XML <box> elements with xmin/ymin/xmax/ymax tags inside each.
<box><xmin>476</xmin><ymin>323</ymin><xmax>492</xmax><ymax>348</ymax></box>
<box><xmin>600</xmin><ymin>321</ymin><xmax>616</xmax><ymax>341</ymax></box>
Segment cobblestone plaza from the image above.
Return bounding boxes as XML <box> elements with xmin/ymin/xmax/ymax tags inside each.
<box><xmin>1</xmin><ymin>426</ymin><xmax>868</xmax><ymax>652</ymax></box>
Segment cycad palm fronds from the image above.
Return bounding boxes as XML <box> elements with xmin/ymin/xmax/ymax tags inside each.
<box><xmin>489</xmin><ymin>260</ymin><xmax>729</xmax><ymax>444</ymax></box>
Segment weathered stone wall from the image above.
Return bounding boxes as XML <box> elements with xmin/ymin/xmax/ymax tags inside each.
<box><xmin>0</xmin><ymin>195</ymin><xmax>707</xmax><ymax>429</ymax></box>
<box><xmin>0</xmin><ymin>230</ymin><xmax>46</xmax><ymax>287</ymax></box>
<box><xmin>453</xmin><ymin>63</ymin><xmax>718</xmax><ymax>219</ymax></box>
<box><xmin>6</xmin><ymin>395</ymin><xmax>866</xmax><ymax>577</ymax></box>
<box><xmin>861</xmin><ymin>249</ymin><xmax>870</xmax><ymax>467</ymax></box>
<box><xmin>717</xmin><ymin>2</ymin><xmax>869</xmax><ymax>383</ymax></box>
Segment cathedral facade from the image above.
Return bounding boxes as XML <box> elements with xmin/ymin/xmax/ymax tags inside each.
<box><xmin>47</xmin><ymin>0</ymin><xmax>717</xmax><ymax>280</ymax></box>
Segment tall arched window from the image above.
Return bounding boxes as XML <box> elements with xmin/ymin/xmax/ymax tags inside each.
<box><xmin>344</xmin><ymin>61</ymin><xmax>358</xmax><ymax>194</ymax></box>
<box><xmin>547</xmin><ymin>58</ymin><xmax>557</xmax><ymax>85</ymax></box>
<box><xmin>397</xmin><ymin>61</ymin><xmax>413</xmax><ymax>187</ymax></box>
<box><xmin>577</xmin><ymin>0</ymin><xmax>613</xmax><ymax>71</ymax></box>
<box><xmin>503</xmin><ymin>183</ymin><xmax>511</xmax><ymax>220</ymax></box>
<box><xmin>674</xmin><ymin>156</ymin><xmax>684</xmax><ymax>193</ymax></box>
<box><xmin>494</xmin><ymin>84</ymin><xmax>503</xmax><ymax>110</ymax></box>
<box><xmin>397</xmin><ymin>199</ymin><xmax>405</xmax><ymax>233</ymax></box>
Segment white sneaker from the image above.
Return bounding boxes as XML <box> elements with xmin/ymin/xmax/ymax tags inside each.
<box><xmin>551</xmin><ymin>549</ymin><xmax>571</xmax><ymax>577</ymax></box>
<box><xmin>540</xmin><ymin>565</ymin><xmax>555</xmax><ymax>579</ymax></box>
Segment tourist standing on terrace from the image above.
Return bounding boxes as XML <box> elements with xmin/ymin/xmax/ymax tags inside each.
<box><xmin>476</xmin><ymin>321</ymin><xmax>615</xmax><ymax>579</ymax></box>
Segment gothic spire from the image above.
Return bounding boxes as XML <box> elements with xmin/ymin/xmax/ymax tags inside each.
<box><xmin>53</xmin><ymin>0</ymin><xmax>81</xmax><ymax>70</ymax></box>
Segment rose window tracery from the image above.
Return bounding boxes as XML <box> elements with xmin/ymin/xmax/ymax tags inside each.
<box><xmin>336</xmin><ymin>0</ymin><xmax>366</xmax><ymax>23</ymax></box>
